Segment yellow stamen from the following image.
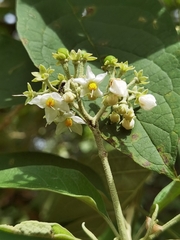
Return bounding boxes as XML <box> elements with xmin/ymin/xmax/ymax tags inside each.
<box><xmin>65</xmin><ymin>118</ymin><xmax>73</xmax><ymax>127</ymax></box>
<box><xmin>88</xmin><ymin>82</ymin><xmax>97</xmax><ymax>91</ymax></box>
<box><xmin>46</xmin><ymin>97</ymin><xmax>55</xmax><ymax>108</ymax></box>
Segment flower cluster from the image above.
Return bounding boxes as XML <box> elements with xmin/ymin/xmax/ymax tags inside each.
<box><xmin>103</xmin><ymin>55</ymin><xmax>156</xmax><ymax>129</ymax></box>
<box><xmin>20</xmin><ymin>49</ymin><xmax>157</xmax><ymax>134</ymax></box>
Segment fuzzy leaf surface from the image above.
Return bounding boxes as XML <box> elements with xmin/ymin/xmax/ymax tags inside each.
<box><xmin>16</xmin><ymin>0</ymin><xmax>180</xmax><ymax>177</ymax></box>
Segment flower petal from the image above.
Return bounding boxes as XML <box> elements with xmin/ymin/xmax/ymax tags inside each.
<box><xmin>71</xmin><ymin>123</ymin><xmax>83</xmax><ymax>135</ymax></box>
<box><xmin>86</xmin><ymin>65</ymin><xmax>95</xmax><ymax>79</ymax></box>
<box><xmin>80</xmin><ymin>88</ymin><xmax>89</xmax><ymax>97</ymax></box>
<box><xmin>56</xmin><ymin>122</ymin><xmax>67</xmax><ymax>135</ymax></box>
<box><xmin>73</xmin><ymin>78</ymin><xmax>87</xmax><ymax>85</ymax></box>
<box><xmin>72</xmin><ymin>116</ymin><xmax>86</xmax><ymax>124</ymax></box>
<box><xmin>93</xmin><ymin>88</ymin><xmax>103</xmax><ymax>98</ymax></box>
<box><xmin>45</xmin><ymin>108</ymin><xmax>58</xmax><ymax>124</ymax></box>
<box><xmin>95</xmin><ymin>72</ymin><xmax>107</xmax><ymax>83</ymax></box>
<box><xmin>28</xmin><ymin>95</ymin><xmax>46</xmax><ymax>108</ymax></box>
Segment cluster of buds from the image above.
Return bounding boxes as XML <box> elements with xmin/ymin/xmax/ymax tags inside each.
<box><xmin>103</xmin><ymin>55</ymin><xmax>157</xmax><ymax>129</ymax></box>
<box><xmin>20</xmin><ymin>49</ymin><xmax>157</xmax><ymax>134</ymax></box>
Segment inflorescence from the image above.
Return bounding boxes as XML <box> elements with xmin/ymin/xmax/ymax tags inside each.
<box><xmin>20</xmin><ymin>48</ymin><xmax>157</xmax><ymax>134</ymax></box>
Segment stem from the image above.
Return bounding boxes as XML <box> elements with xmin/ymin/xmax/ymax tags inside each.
<box><xmin>45</xmin><ymin>80</ymin><xmax>58</xmax><ymax>92</ymax></box>
<box><xmin>62</xmin><ymin>62</ymin><xmax>71</xmax><ymax>79</ymax></box>
<box><xmin>148</xmin><ymin>214</ymin><xmax>180</xmax><ymax>240</ymax></box>
<box><xmin>141</xmin><ymin>204</ymin><xmax>159</xmax><ymax>240</ymax></box>
<box><xmin>127</xmin><ymin>77</ymin><xmax>137</xmax><ymax>88</ymax></box>
<box><xmin>90</xmin><ymin>123</ymin><xmax>129</xmax><ymax>240</ymax></box>
<box><xmin>72</xmin><ymin>62</ymin><xmax>78</xmax><ymax>78</ymax></box>
<box><xmin>77</xmin><ymin>97</ymin><xmax>93</xmax><ymax>122</ymax></box>
<box><xmin>124</xmin><ymin>204</ymin><xmax>134</xmax><ymax>240</ymax></box>
<box><xmin>162</xmin><ymin>214</ymin><xmax>180</xmax><ymax>231</ymax></box>
<box><xmin>78</xmin><ymin>61</ymin><xmax>85</xmax><ymax>78</ymax></box>
<box><xmin>82</xmin><ymin>222</ymin><xmax>98</xmax><ymax>240</ymax></box>
<box><xmin>92</xmin><ymin>105</ymin><xmax>108</xmax><ymax>125</ymax></box>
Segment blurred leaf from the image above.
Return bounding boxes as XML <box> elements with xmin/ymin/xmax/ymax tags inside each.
<box><xmin>151</xmin><ymin>177</ymin><xmax>180</xmax><ymax>212</ymax></box>
<box><xmin>160</xmin><ymin>0</ymin><xmax>180</xmax><ymax>10</ymax></box>
<box><xmin>80</xmin><ymin>150</ymin><xmax>150</xmax><ymax>207</ymax></box>
<box><xmin>0</xmin><ymin>164</ymin><xmax>108</xmax><ymax>220</ymax></box>
<box><xmin>35</xmin><ymin>150</ymin><xmax>149</xmax><ymax>239</ymax></box>
<box><xmin>0</xmin><ymin>35</ymin><xmax>38</xmax><ymax>108</ymax></box>
<box><xmin>0</xmin><ymin>151</ymin><xmax>107</xmax><ymax>198</ymax></box>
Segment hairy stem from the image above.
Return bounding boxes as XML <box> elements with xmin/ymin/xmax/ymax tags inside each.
<box><xmin>148</xmin><ymin>214</ymin><xmax>180</xmax><ymax>240</ymax></box>
<box><xmin>92</xmin><ymin>105</ymin><xmax>107</xmax><ymax>126</ymax></box>
<box><xmin>90</xmin><ymin>123</ymin><xmax>129</xmax><ymax>240</ymax></box>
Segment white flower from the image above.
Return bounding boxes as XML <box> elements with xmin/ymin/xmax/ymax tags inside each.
<box><xmin>121</xmin><ymin>118</ymin><xmax>135</xmax><ymax>130</ymax></box>
<box><xmin>109</xmin><ymin>78</ymin><xmax>128</xmax><ymax>98</ymax></box>
<box><xmin>73</xmin><ymin>65</ymin><xmax>107</xmax><ymax>99</ymax></box>
<box><xmin>56</xmin><ymin>111</ymin><xmax>86</xmax><ymax>135</ymax></box>
<box><xmin>139</xmin><ymin>94</ymin><xmax>157</xmax><ymax>111</ymax></box>
<box><xmin>28</xmin><ymin>92</ymin><xmax>69</xmax><ymax>124</ymax></box>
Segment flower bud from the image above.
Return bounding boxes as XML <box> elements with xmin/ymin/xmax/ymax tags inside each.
<box><xmin>57</xmin><ymin>48</ymin><xmax>70</xmax><ymax>59</ymax></box>
<box><xmin>103</xmin><ymin>93</ymin><xmax>119</xmax><ymax>106</ymax></box>
<box><xmin>121</xmin><ymin>118</ymin><xmax>135</xmax><ymax>130</ymax></box>
<box><xmin>123</xmin><ymin>108</ymin><xmax>135</xmax><ymax>121</ymax></box>
<box><xmin>139</xmin><ymin>94</ymin><xmax>157</xmax><ymax>110</ymax></box>
<box><xmin>116</xmin><ymin>103</ymin><xmax>128</xmax><ymax>115</ymax></box>
<box><xmin>63</xmin><ymin>91</ymin><xmax>76</xmax><ymax>103</ymax></box>
<box><xmin>109</xmin><ymin>78</ymin><xmax>128</xmax><ymax>98</ymax></box>
<box><xmin>110</xmin><ymin>112</ymin><xmax>120</xmax><ymax>123</ymax></box>
<box><xmin>104</xmin><ymin>55</ymin><xmax>118</xmax><ymax>66</ymax></box>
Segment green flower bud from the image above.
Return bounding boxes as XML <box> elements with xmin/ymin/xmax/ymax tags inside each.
<box><xmin>104</xmin><ymin>55</ymin><xmax>118</xmax><ymax>66</ymax></box>
<box><xmin>57</xmin><ymin>48</ymin><xmax>70</xmax><ymax>59</ymax></box>
<box><xmin>52</xmin><ymin>48</ymin><xmax>69</xmax><ymax>64</ymax></box>
<box><xmin>123</xmin><ymin>107</ymin><xmax>135</xmax><ymax>121</ymax></box>
<box><xmin>116</xmin><ymin>103</ymin><xmax>128</xmax><ymax>115</ymax></box>
<box><xmin>110</xmin><ymin>111</ymin><xmax>120</xmax><ymax>123</ymax></box>
<box><xmin>103</xmin><ymin>93</ymin><xmax>119</xmax><ymax>106</ymax></box>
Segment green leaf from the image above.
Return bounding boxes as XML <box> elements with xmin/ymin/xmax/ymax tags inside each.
<box><xmin>151</xmin><ymin>178</ymin><xmax>180</xmax><ymax>212</ymax></box>
<box><xmin>0</xmin><ymin>35</ymin><xmax>38</xmax><ymax>108</ymax></box>
<box><xmin>37</xmin><ymin>150</ymin><xmax>149</xmax><ymax>239</ymax></box>
<box><xmin>0</xmin><ymin>221</ymin><xmax>79</xmax><ymax>240</ymax></box>
<box><xmin>0</xmin><ymin>230</ymin><xmax>51</xmax><ymax>240</ymax></box>
<box><xmin>16</xmin><ymin>0</ymin><xmax>180</xmax><ymax>177</ymax></box>
<box><xmin>0</xmin><ymin>151</ymin><xmax>107</xmax><ymax>195</ymax></box>
<box><xmin>0</xmin><ymin>164</ymin><xmax>108</xmax><ymax>219</ymax></box>
<box><xmin>0</xmin><ymin>153</ymin><xmax>110</xmax><ymax>239</ymax></box>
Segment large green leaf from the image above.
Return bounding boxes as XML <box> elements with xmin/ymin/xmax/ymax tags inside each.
<box><xmin>32</xmin><ymin>150</ymin><xmax>149</xmax><ymax>239</ymax></box>
<box><xmin>0</xmin><ymin>151</ymin><xmax>107</xmax><ymax>195</ymax></box>
<box><xmin>0</xmin><ymin>163</ymin><xmax>108</xmax><ymax>220</ymax></box>
<box><xmin>16</xmin><ymin>0</ymin><xmax>180</xmax><ymax>177</ymax></box>
<box><xmin>0</xmin><ymin>152</ymin><xmax>108</xmax><ymax>214</ymax></box>
<box><xmin>0</xmin><ymin>153</ymin><xmax>112</xmax><ymax>239</ymax></box>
